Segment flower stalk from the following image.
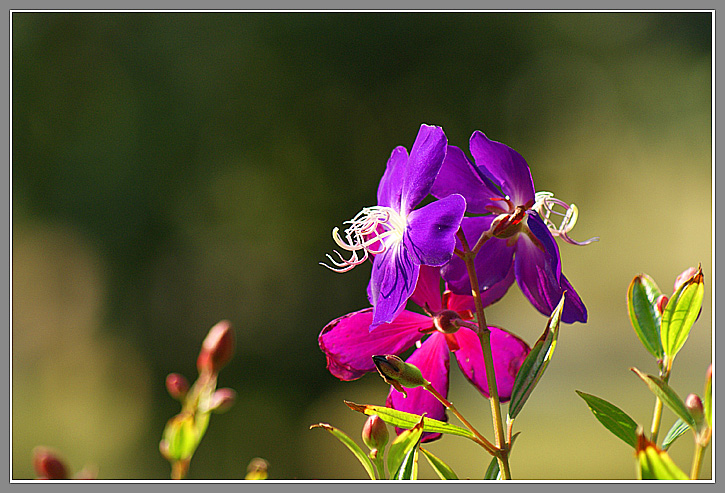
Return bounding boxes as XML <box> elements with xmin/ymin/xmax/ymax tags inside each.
<box><xmin>457</xmin><ymin>228</ymin><xmax>511</xmax><ymax>479</ymax></box>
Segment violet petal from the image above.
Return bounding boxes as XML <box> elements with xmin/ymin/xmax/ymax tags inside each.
<box><xmin>368</xmin><ymin>246</ymin><xmax>420</xmax><ymax>330</ymax></box>
<box><xmin>400</xmin><ymin>124</ymin><xmax>447</xmax><ymax>214</ymax></box>
<box><xmin>405</xmin><ymin>194</ymin><xmax>466</xmax><ymax>267</ymax></box>
<box><xmin>377</xmin><ymin>146</ymin><xmax>408</xmax><ymax>210</ymax></box>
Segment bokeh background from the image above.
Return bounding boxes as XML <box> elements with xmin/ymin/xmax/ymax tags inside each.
<box><xmin>12</xmin><ymin>12</ymin><xmax>712</xmax><ymax>480</ymax></box>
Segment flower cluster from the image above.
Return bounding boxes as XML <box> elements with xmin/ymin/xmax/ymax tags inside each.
<box><xmin>320</xmin><ymin>124</ymin><xmax>595</xmax><ymax>440</ymax></box>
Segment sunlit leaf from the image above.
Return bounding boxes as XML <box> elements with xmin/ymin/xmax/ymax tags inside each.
<box><xmin>630</xmin><ymin>368</ymin><xmax>696</xmax><ymax>429</ymax></box>
<box><xmin>420</xmin><ymin>447</ymin><xmax>458</xmax><ymax>480</ymax></box>
<box><xmin>662</xmin><ymin>419</ymin><xmax>690</xmax><ymax>451</ymax></box>
<box><xmin>310</xmin><ymin>423</ymin><xmax>376</xmax><ymax>480</ymax></box>
<box><xmin>627</xmin><ymin>274</ymin><xmax>664</xmax><ymax>359</ymax></box>
<box><xmin>387</xmin><ymin>418</ymin><xmax>424</xmax><ymax>480</ymax></box>
<box><xmin>636</xmin><ymin>431</ymin><xmax>689</xmax><ymax>480</ymax></box>
<box><xmin>345</xmin><ymin>401</ymin><xmax>475</xmax><ymax>440</ymax></box>
<box><xmin>576</xmin><ymin>391</ymin><xmax>639</xmax><ymax>448</ymax></box>
<box><xmin>508</xmin><ymin>294</ymin><xmax>565</xmax><ymax>419</ymax></box>
<box><xmin>661</xmin><ymin>266</ymin><xmax>704</xmax><ymax>360</ymax></box>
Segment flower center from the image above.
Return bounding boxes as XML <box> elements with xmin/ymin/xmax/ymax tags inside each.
<box><xmin>532</xmin><ymin>191</ymin><xmax>599</xmax><ymax>246</ymax></box>
<box><xmin>321</xmin><ymin>206</ymin><xmax>407</xmax><ymax>272</ymax></box>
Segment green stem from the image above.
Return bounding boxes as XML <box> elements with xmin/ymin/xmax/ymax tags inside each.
<box><xmin>457</xmin><ymin>229</ymin><xmax>511</xmax><ymax>480</ymax></box>
<box><xmin>651</xmin><ymin>359</ymin><xmax>672</xmax><ymax>444</ymax></box>
<box><xmin>690</xmin><ymin>442</ymin><xmax>705</xmax><ymax>480</ymax></box>
<box><xmin>372</xmin><ymin>454</ymin><xmax>386</xmax><ymax>480</ymax></box>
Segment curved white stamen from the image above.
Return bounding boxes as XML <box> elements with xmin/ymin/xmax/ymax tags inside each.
<box><xmin>532</xmin><ymin>191</ymin><xmax>599</xmax><ymax>246</ymax></box>
<box><xmin>321</xmin><ymin>206</ymin><xmax>407</xmax><ymax>272</ymax></box>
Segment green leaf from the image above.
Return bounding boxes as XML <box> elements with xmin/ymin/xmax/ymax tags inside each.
<box><xmin>508</xmin><ymin>293</ymin><xmax>565</xmax><ymax>419</ymax></box>
<box><xmin>310</xmin><ymin>423</ymin><xmax>376</xmax><ymax>480</ymax></box>
<box><xmin>345</xmin><ymin>401</ymin><xmax>476</xmax><ymax>441</ymax></box>
<box><xmin>661</xmin><ymin>266</ymin><xmax>704</xmax><ymax>360</ymax></box>
<box><xmin>627</xmin><ymin>274</ymin><xmax>664</xmax><ymax>359</ymax></box>
<box><xmin>393</xmin><ymin>446</ymin><xmax>419</xmax><ymax>480</ymax></box>
<box><xmin>630</xmin><ymin>368</ymin><xmax>696</xmax><ymax>429</ymax></box>
<box><xmin>575</xmin><ymin>391</ymin><xmax>639</xmax><ymax>448</ymax></box>
<box><xmin>163</xmin><ymin>413</ymin><xmax>200</xmax><ymax>461</ymax></box>
<box><xmin>483</xmin><ymin>456</ymin><xmax>500</xmax><ymax>480</ymax></box>
<box><xmin>662</xmin><ymin>419</ymin><xmax>690</xmax><ymax>451</ymax></box>
<box><xmin>636</xmin><ymin>433</ymin><xmax>689</xmax><ymax>480</ymax></box>
<box><xmin>387</xmin><ymin>418</ymin><xmax>424</xmax><ymax>479</ymax></box>
<box><xmin>704</xmin><ymin>366</ymin><xmax>712</xmax><ymax>428</ymax></box>
<box><xmin>420</xmin><ymin>447</ymin><xmax>458</xmax><ymax>480</ymax></box>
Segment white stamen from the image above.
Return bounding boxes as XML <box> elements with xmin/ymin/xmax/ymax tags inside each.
<box><xmin>320</xmin><ymin>206</ymin><xmax>407</xmax><ymax>272</ymax></box>
<box><xmin>532</xmin><ymin>191</ymin><xmax>598</xmax><ymax>246</ymax></box>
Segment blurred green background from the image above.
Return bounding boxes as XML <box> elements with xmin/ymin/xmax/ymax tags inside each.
<box><xmin>12</xmin><ymin>12</ymin><xmax>712</xmax><ymax>480</ymax></box>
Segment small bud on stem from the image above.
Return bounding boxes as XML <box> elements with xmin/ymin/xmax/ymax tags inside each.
<box><xmin>362</xmin><ymin>415</ymin><xmax>389</xmax><ymax>452</ymax></box>
<box><xmin>32</xmin><ymin>447</ymin><xmax>68</xmax><ymax>480</ymax></box>
<box><xmin>197</xmin><ymin>320</ymin><xmax>235</xmax><ymax>374</ymax></box>
<box><xmin>165</xmin><ymin>373</ymin><xmax>190</xmax><ymax>400</ymax></box>
<box><xmin>372</xmin><ymin>354</ymin><xmax>430</xmax><ymax>397</ymax></box>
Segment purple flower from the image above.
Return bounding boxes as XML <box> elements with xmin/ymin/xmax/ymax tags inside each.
<box><xmin>319</xmin><ymin>266</ymin><xmax>531</xmax><ymax>442</ymax></box>
<box><xmin>431</xmin><ymin>131</ymin><xmax>597</xmax><ymax>324</ymax></box>
<box><xmin>322</xmin><ymin>124</ymin><xmax>466</xmax><ymax>330</ymax></box>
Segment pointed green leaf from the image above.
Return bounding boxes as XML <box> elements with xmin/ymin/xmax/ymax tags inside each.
<box><xmin>345</xmin><ymin>401</ymin><xmax>476</xmax><ymax>440</ymax></box>
<box><xmin>393</xmin><ymin>445</ymin><xmax>419</xmax><ymax>480</ymax></box>
<box><xmin>310</xmin><ymin>423</ymin><xmax>376</xmax><ymax>480</ymax></box>
<box><xmin>627</xmin><ymin>274</ymin><xmax>664</xmax><ymax>359</ymax></box>
<box><xmin>630</xmin><ymin>368</ymin><xmax>696</xmax><ymax>429</ymax></box>
<box><xmin>387</xmin><ymin>418</ymin><xmax>424</xmax><ymax>479</ymax></box>
<box><xmin>420</xmin><ymin>447</ymin><xmax>458</xmax><ymax>480</ymax></box>
<box><xmin>662</xmin><ymin>418</ymin><xmax>690</xmax><ymax>451</ymax></box>
<box><xmin>576</xmin><ymin>391</ymin><xmax>639</xmax><ymax>448</ymax></box>
<box><xmin>484</xmin><ymin>456</ymin><xmax>501</xmax><ymax>480</ymax></box>
<box><xmin>661</xmin><ymin>267</ymin><xmax>704</xmax><ymax>360</ymax></box>
<box><xmin>508</xmin><ymin>294</ymin><xmax>565</xmax><ymax>419</ymax></box>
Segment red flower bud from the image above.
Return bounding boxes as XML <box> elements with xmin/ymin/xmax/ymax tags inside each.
<box><xmin>655</xmin><ymin>295</ymin><xmax>669</xmax><ymax>315</ymax></box>
<box><xmin>685</xmin><ymin>393</ymin><xmax>705</xmax><ymax>427</ymax></box>
<box><xmin>165</xmin><ymin>373</ymin><xmax>189</xmax><ymax>400</ymax></box>
<box><xmin>197</xmin><ymin>320</ymin><xmax>235</xmax><ymax>374</ymax></box>
<box><xmin>209</xmin><ymin>388</ymin><xmax>236</xmax><ymax>414</ymax></box>
<box><xmin>32</xmin><ymin>447</ymin><xmax>68</xmax><ymax>480</ymax></box>
<box><xmin>674</xmin><ymin>267</ymin><xmax>699</xmax><ymax>293</ymax></box>
<box><xmin>362</xmin><ymin>415</ymin><xmax>389</xmax><ymax>451</ymax></box>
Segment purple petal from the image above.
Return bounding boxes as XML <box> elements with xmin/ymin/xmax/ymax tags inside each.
<box><xmin>441</xmin><ymin>216</ymin><xmax>516</xmax><ymax>303</ymax></box>
<box><xmin>431</xmin><ymin>144</ymin><xmax>503</xmax><ymax>213</ymax></box>
<box><xmin>452</xmin><ymin>326</ymin><xmax>531</xmax><ymax>401</ymax></box>
<box><xmin>387</xmin><ymin>332</ymin><xmax>449</xmax><ymax>442</ymax></box>
<box><xmin>319</xmin><ymin>308</ymin><xmax>430</xmax><ymax>380</ymax></box>
<box><xmin>469</xmin><ymin>131</ymin><xmax>535</xmax><ymax>206</ymax></box>
<box><xmin>377</xmin><ymin>146</ymin><xmax>408</xmax><ymax>210</ymax></box>
<box><xmin>515</xmin><ymin>213</ymin><xmax>585</xmax><ymax>323</ymax></box>
<box><xmin>400</xmin><ymin>124</ymin><xmax>447</xmax><ymax>214</ymax></box>
<box><xmin>368</xmin><ymin>246</ymin><xmax>420</xmax><ymax>330</ymax></box>
<box><xmin>410</xmin><ymin>265</ymin><xmax>444</xmax><ymax>314</ymax></box>
<box><xmin>405</xmin><ymin>194</ymin><xmax>466</xmax><ymax>267</ymax></box>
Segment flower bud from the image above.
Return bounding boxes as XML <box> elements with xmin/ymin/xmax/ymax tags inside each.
<box><xmin>362</xmin><ymin>415</ymin><xmax>389</xmax><ymax>451</ymax></box>
<box><xmin>209</xmin><ymin>388</ymin><xmax>236</xmax><ymax>414</ymax></box>
<box><xmin>685</xmin><ymin>393</ymin><xmax>705</xmax><ymax>428</ymax></box>
<box><xmin>197</xmin><ymin>320</ymin><xmax>235</xmax><ymax>374</ymax></box>
<box><xmin>433</xmin><ymin>309</ymin><xmax>463</xmax><ymax>334</ymax></box>
<box><xmin>489</xmin><ymin>207</ymin><xmax>526</xmax><ymax>239</ymax></box>
<box><xmin>655</xmin><ymin>295</ymin><xmax>669</xmax><ymax>315</ymax></box>
<box><xmin>245</xmin><ymin>457</ymin><xmax>269</xmax><ymax>480</ymax></box>
<box><xmin>372</xmin><ymin>355</ymin><xmax>429</xmax><ymax>397</ymax></box>
<box><xmin>165</xmin><ymin>373</ymin><xmax>189</xmax><ymax>400</ymax></box>
<box><xmin>674</xmin><ymin>267</ymin><xmax>699</xmax><ymax>293</ymax></box>
<box><xmin>32</xmin><ymin>447</ymin><xmax>68</xmax><ymax>480</ymax></box>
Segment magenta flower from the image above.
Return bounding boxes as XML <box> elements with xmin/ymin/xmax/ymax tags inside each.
<box><xmin>431</xmin><ymin>131</ymin><xmax>597</xmax><ymax>324</ymax></box>
<box><xmin>319</xmin><ymin>266</ymin><xmax>531</xmax><ymax>441</ymax></box>
<box><xmin>322</xmin><ymin>124</ymin><xmax>466</xmax><ymax>330</ymax></box>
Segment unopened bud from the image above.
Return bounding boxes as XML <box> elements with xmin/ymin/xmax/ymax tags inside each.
<box><xmin>245</xmin><ymin>457</ymin><xmax>269</xmax><ymax>480</ymax></box>
<box><xmin>685</xmin><ymin>393</ymin><xmax>705</xmax><ymax>428</ymax></box>
<box><xmin>209</xmin><ymin>388</ymin><xmax>236</xmax><ymax>414</ymax></box>
<box><xmin>433</xmin><ymin>309</ymin><xmax>462</xmax><ymax>334</ymax></box>
<box><xmin>362</xmin><ymin>415</ymin><xmax>389</xmax><ymax>451</ymax></box>
<box><xmin>165</xmin><ymin>373</ymin><xmax>189</xmax><ymax>400</ymax></box>
<box><xmin>32</xmin><ymin>447</ymin><xmax>68</xmax><ymax>480</ymax></box>
<box><xmin>197</xmin><ymin>320</ymin><xmax>235</xmax><ymax>374</ymax></box>
<box><xmin>490</xmin><ymin>207</ymin><xmax>526</xmax><ymax>239</ymax></box>
<box><xmin>674</xmin><ymin>267</ymin><xmax>699</xmax><ymax>293</ymax></box>
<box><xmin>655</xmin><ymin>295</ymin><xmax>669</xmax><ymax>315</ymax></box>
<box><xmin>372</xmin><ymin>355</ymin><xmax>429</xmax><ymax>397</ymax></box>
